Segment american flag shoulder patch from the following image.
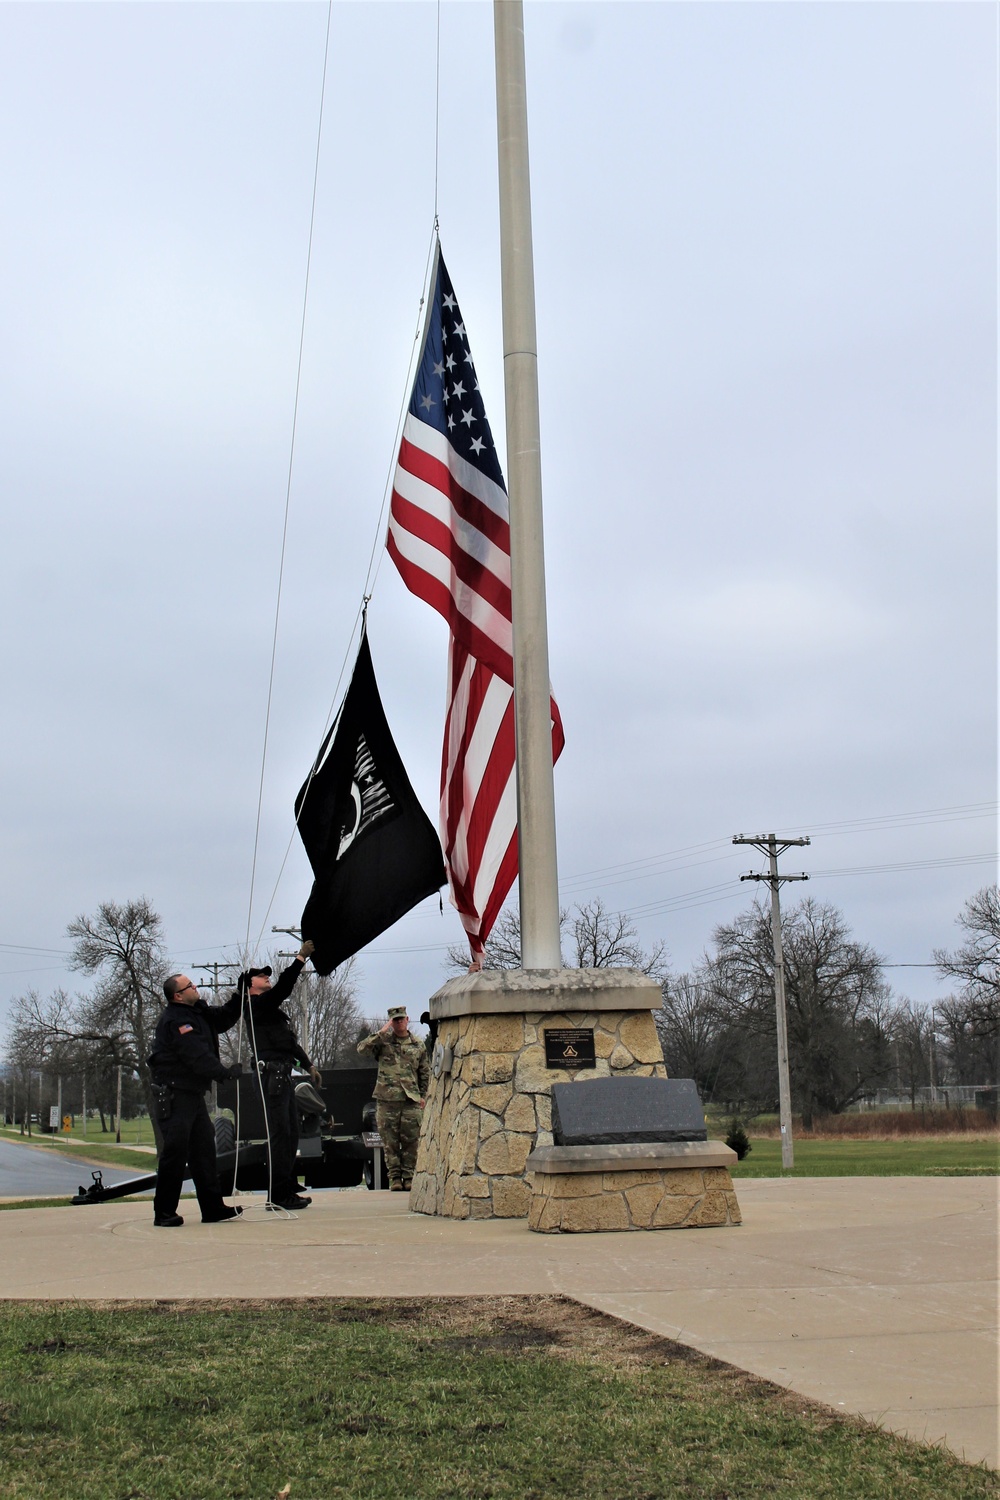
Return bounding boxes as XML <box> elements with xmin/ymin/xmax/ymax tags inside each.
<box><xmin>178</xmin><ymin>1024</ymin><xmax>194</xmax><ymax>1034</ymax></box>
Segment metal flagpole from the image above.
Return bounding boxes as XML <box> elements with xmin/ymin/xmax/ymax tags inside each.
<box><xmin>494</xmin><ymin>0</ymin><xmax>561</xmax><ymax>970</ymax></box>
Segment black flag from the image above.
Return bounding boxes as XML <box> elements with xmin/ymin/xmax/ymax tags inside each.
<box><xmin>295</xmin><ymin>629</ymin><xmax>445</xmax><ymax>975</ymax></box>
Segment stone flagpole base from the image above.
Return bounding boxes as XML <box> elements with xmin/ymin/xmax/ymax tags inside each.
<box><xmin>409</xmin><ymin>967</ymin><xmax>666</xmax><ymax>1220</ymax></box>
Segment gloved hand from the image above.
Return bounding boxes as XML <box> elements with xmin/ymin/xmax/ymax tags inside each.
<box><xmin>309</xmin><ymin>1065</ymin><xmax>323</xmax><ymax>1088</ymax></box>
<box><xmin>297</xmin><ymin>940</ymin><xmax>315</xmax><ymax>962</ymax></box>
<box><xmin>225</xmin><ymin>1062</ymin><xmax>244</xmax><ymax>1079</ymax></box>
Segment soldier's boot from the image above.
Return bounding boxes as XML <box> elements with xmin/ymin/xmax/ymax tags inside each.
<box><xmin>401</xmin><ymin>1180</ymin><xmax>412</xmax><ymax>1192</ymax></box>
<box><xmin>389</xmin><ymin>1178</ymin><xmax>404</xmax><ymax>1191</ymax></box>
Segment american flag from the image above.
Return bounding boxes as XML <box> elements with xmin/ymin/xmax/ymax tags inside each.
<box><xmin>387</xmin><ymin>244</ymin><xmax>564</xmax><ymax>963</ymax></box>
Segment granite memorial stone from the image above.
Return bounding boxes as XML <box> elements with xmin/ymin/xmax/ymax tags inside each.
<box><xmin>550</xmin><ymin>1076</ymin><xmax>708</xmax><ymax>1146</ymax></box>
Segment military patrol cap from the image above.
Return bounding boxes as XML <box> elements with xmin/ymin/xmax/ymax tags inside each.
<box><xmin>387</xmin><ymin>1006</ymin><xmax>407</xmax><ymax>1019</ymax></box>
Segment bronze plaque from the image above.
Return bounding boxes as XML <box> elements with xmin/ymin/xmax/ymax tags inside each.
<box><xmin>544</xmin><ymin>1028</ymin><xmax>596</xmax><ymax>1069</ymax></box>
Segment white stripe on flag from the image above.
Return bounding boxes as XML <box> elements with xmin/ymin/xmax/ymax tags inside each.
<box><xmin>470</xmin><ymin>763</ymin><xmax>517</xmax><ymax>918</ymax></box>
<box><xmin>402</xmin><ymin>413</ymin><xmax>509</xmax><ymax>522</ymax></box>
<box><xmin>387</xmin><ymin>516</ymin><xmax>514</xmax><ymax>655</ymax></box>
<box><xmin>393</xmin><ymin>462</ymin><xmax>511</xmax><ymax>583</ymax></box>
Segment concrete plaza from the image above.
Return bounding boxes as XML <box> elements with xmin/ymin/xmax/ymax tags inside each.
<box><xmin>0</xmin><ymin>1174</ymin><xmax>995</xmax><ymax>1470</ymax></box>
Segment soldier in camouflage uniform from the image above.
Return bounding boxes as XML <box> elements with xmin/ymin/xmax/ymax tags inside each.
<box><xmin>357</xmin><ymin>1006</ymin><xmax>429</xmax><ymax>1190</ymax></box>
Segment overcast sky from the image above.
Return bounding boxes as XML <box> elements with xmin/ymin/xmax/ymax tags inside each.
<box><xmin>1</xmin><ymin>1</ymin><xmax>995</xmax><ymax>1033</ymax></box>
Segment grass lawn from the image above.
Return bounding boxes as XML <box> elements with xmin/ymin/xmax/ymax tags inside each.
<box><xmin>731</xmin><ymin>1136</ymin><xmax>999</xmax><ymax>1178</ymax></box>
<box><xmin>0</xmin><ymin>1298</ymin><xmax>994</xmax><ymax>1500</ymax></box>
<box><xmin>0</xmin><ymin>1117</ymin><xmax>156</xmax><ymax>1149</ymax></box>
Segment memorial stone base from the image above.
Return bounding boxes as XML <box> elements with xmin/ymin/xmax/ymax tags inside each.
<box><xmin>526</xmin><ymin>1141</ymin><xmax>742</xmax><ymax>1233</ymax></box>
<box><xmin>410</xmin><ymin>967</ymin><xmax>666</xmax><ymax>1220</ymax></box>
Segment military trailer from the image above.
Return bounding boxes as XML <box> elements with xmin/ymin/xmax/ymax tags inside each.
<box><xmin>215</xmin><ymin>1066</ymin><xmax>385</xmax><ymax>1191</ymax></box>
<box><xmin>72</xmin><ymin>1065</ymin><xmax>385</xmax><ymax>1204</ymax></box>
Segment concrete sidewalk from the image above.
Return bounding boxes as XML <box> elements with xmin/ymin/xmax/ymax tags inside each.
<box><xmin>1</xmin><ymin>1175</ymin><xmax>995</xmax><ymax>1469</ymax></box>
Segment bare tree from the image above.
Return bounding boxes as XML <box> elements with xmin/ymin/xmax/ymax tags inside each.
<box><xmin>934</xmin><ymin>886</ymin><xmax>999</xmax><ymax>1075</ymax></box>
<box><xmin>571</xmin><ymin>898</ymin><xmax>668</xmax><ymax>979</ymax></box>
<box><xmin>301</xmin><ymin>960</ymin><xmax>363</xmax><ymax>1068</ymax></box>
<box><xmin>656</xmin><ymin>972</ymin><xmax>726</xmax><ymax>1097</ymax></box>
<box><xmin>445</xmin><ymin>906</ymin><xmax>540</xmax><ymax>973</ymax></box>
<box><xmin>934</xmin><ymin>993</ymin><xmax>998</xmax><ymax>1087</ymax></box>
<box><xmin>446</xmin><ymin>898</ymin><xmax>668</xmax><ymax>979</ymax></box>
<box><xmin>891</xmin><ymin>1000</ymin><xmax>932</xmax><ymax>1107</ymax></box>
<box><xmin>67</xmin><ymin>898</ymin><xmax>168</xmax><ymax>1131</ymax></box>
<box><xmin>4</xmin><ymin>991</ymin><xmax>51</xmax><ymax>1134</ymax></box>
<box><xmin>709</xmin><ymin>897</ymin><xmax>891</xmax><ymax>1128</ymax></box>
<box><xmin>4</xmin><ymin>987</ymin><xmax>134</xmax><ymax>1134</ymax></box>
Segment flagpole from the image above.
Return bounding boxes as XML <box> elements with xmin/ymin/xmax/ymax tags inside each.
<box><xmin>494</xmin><ymin>0</ymin><xmax>561</xmax><ymax>970</ymax></box>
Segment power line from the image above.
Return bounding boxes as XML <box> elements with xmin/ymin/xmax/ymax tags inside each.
<box><xmin>0</xmin><ymin>943</ymin><xmax>71</xmax><ymax>956</ymax></box>
<box><xmin>553</xmin><ymin>803</ymin><xmax>996</xmax><ymax>900</ymax></box>
<box><xmin>814</xmin><ymin>853</ymin><xmax>995</xmax><ymax>878</ymax></box>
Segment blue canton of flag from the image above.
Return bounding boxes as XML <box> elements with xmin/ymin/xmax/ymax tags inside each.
<box><xmin>408</xmin><ymin>260</ymin><xmax>505</xmax><ymax>491</ymax></box>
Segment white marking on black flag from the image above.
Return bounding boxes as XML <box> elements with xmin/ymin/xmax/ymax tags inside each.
<box><xmin>336</xmin><ymin>734</ymin><xmax>394</xmax><ymax>860</ymax></box>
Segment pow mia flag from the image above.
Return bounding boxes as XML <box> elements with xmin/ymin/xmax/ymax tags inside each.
<box><xmin>295</xmin><ymin>629</ymin><xmax>445</xmax><ymax>975</ymax></box>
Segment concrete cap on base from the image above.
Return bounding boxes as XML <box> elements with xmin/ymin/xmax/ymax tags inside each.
<box><xmin>527</xmin><ymin>1140</ymin><xmax>738</xmax><ymax>1173</ymax></box>
<box><xmin>428</xmin><ymin>966</ymin><xmax>662</xmax><ymax>1020</ymax></box>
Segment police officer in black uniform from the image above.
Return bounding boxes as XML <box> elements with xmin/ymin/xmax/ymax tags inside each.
<box><xmin>148</xmin><ymin>972</ymin><xmax>244</xmax><ymax>1227</ymax></box>
<box><xmin>240</xmin><ymin>939</ymin><xmax>320</xmax><ymax>1210</ymax></box>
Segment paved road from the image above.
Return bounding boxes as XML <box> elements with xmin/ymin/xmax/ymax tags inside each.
<box><xmin>0</xmin><ymin>1138</ymin><xmax>154</xmax><ymax>1198</ymax></box>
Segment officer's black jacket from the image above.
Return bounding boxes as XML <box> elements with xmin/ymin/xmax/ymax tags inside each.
<box><xmin>148</xmin><ymin>994</ymin><xmax>242</xmax><ymax>1092</ymax></box>
<box><xmin>241</xmin><ymin>959</ymin><xmax>312</xmax><ymax>1068</ymax></box>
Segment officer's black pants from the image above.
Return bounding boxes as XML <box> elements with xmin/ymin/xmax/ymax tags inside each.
<box><xmin>153</xmin><ymin>1090</ymin><xmax>226</xmax><ymax>1220</ymax></box>
<box><xmin>260</xmin><ymin>1075</ymin><xmax>300</xmax><ymax>1202</ymax></box>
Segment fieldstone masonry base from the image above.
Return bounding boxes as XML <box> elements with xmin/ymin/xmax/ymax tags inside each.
<box><xmin>526</xmin><ymin>1142</ymin><xmax>742</xmax><ymax>1233</ymax></box>
<box><xmin>410</xmin><ymin>968</ymin><xmax>667</xmax><ymax>1220</ymax></box>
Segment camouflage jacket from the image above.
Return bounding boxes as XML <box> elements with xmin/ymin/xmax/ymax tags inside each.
<box><xmin>357</xmin><ymin>1028</ymin><xmax>429</xmax><ymax>1104</ymax></box>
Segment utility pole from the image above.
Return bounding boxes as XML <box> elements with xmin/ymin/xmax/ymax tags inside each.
<box><xmin>928</xmin><ymin>1006</ymin><xmax>937</xmax><ymax>1107</ymax></box>
<box><xmin>115</xmin><ymin>1065</ymin><xmax>122</xmax><ymax>1144</ymax></box>
<box><xmin>733</xmin><ymin>833</ymin><xmax>810</xmax><ymax>1169</ymax></box>
<box><xmin>194</xmin><ymin>962</ymin><xmax>239</xmax><ymax>995</ymax></box>
<box><xmin>494</xmin><ymin>0</ymin><xmax>562</xmax><ymax>969</ymax></box>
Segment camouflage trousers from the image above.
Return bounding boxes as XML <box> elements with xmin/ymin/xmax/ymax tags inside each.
<box><xmin>375</xmin><ymin>1100</ymin><xmax>423</xmax><ymax>1184</ymax></box>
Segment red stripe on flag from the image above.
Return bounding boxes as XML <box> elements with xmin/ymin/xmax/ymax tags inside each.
<box><xmin>397</xmin><ymin>436</ymin><xmax>511</xmax><ymax>553</ymax></box>
<box><xmin>389</xmin><ymin>488</ymin><xmax>513</xmax><ymax>620</ymax></box>
<box><xmin>386</xmin><ymin>532</ymin><xmax>514</xmax><ymax>687</ymax></box>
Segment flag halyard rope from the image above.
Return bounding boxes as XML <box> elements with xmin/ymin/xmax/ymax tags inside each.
<box><xmin>247</xmin><ymin>3</ymin><xmax>444</xmax><ymax>960</ymax></box>
<box><xmin>244</xmin><ymin>0</ymin><xmax>334</xmax><ymax>961</ymax></box>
